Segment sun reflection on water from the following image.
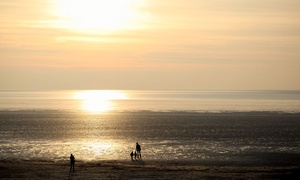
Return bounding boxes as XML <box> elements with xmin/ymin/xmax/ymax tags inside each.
<box><xmin>73</xmin><ymin>90</ymin><xmax>127</xmax><ymax>114</ymax></box>
<box><xmin>83</xmin><ymin>141</ymin><xmax>113</xmax><ymax>160</ymax></box>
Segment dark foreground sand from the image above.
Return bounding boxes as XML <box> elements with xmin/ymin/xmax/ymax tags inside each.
<box><xmin>1</xmin><ymin>160</ymin><xmax>300</xmax><ymax>180</ymax></box>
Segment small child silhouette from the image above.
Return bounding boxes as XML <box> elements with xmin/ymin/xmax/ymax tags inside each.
<box><xmin>130</xmin><ymin>151</ymin><xmax>134</xmax><ymax>161</ymax></box>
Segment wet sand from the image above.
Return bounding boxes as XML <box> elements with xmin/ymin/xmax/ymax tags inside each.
<box><xmin>1</xmin><ymin>160</ymin><xmax>299</xmax><ymax>179</ymax></box>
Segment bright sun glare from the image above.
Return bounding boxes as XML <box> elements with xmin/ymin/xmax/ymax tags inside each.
<box><xmin>52</xmin><ymin>0</ymin><xmax>147</xmax><ymax>34</ymax></box>
<box><xmin>74</xmin><ymin>90</ymin><xmax>127</xmax><ymax>113</ymax></box>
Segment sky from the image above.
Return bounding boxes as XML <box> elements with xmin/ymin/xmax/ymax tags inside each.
<box><xmin>1</xmin><ymin>0</ymin><xmax>300</xmax><ymax>91</ymax></box>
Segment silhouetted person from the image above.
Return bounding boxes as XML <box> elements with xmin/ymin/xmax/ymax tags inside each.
<box><xmin>130</xmin><ymin>151</ymin><xmax>134</xmax><ymax>161</ymax></box>
<box><xmin>70</xmin><ymin>154</ymin><xmax>75</xmax><ymax>172</ymax></box>
<box><xmin>136</xmin><ymin>142</ymin><xmax>142</xmax><ymax>159</ymax></box>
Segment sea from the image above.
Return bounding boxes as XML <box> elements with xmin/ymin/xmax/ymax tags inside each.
<box><xmin>0</xmin><ymin>90</ymin><xmax>300</xmax><ymax>165</ymax></box>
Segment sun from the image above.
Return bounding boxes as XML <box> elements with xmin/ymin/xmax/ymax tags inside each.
<box><xmin>74</xmin><ymin>90</ymin><xmax>127</xmax><ymax>113</ymax></box>
<box><xmin>51</xmin><ymin>0</ymin><xmax>147</xmax><ymax>34</ymax></box>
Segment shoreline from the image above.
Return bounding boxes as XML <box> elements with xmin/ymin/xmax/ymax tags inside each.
<box><xmin>1</xmin><ymin>160</ymin><xmax>299</xmax><ymax>179</ymax></box>
<box><xmin>2</xmin><ymin>151</ymin><xmax>300</xmax><ymax>167</ymax></box>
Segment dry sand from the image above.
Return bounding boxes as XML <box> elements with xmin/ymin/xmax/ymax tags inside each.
<box><xmin>1</xmin><ymin>160</ymin><xmax>299</xmax><ymax>179</ymax></box>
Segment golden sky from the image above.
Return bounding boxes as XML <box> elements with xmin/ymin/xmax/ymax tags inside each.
<box><xmin>1</xmin><ymin>0</ymin><xmax>300</xmax><ymax>90</ymax></box>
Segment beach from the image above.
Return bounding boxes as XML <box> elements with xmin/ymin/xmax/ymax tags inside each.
<box><xmin>1</xmin><ymin>111</ymin><xmax>300</xmax><ymax>179</ymax></box>
<box><xmin>1</xmin><ymin>160</ymin><xmax>300</xmax><ymax>179</ymax></box>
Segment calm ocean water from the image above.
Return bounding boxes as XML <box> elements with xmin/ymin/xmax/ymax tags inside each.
<box><xmin>0</xmin><ymin>90</ymin><xmax>300</xmax><ymax>164</ymax></box>
<box><xmin>1</xmin><ymin>90</ymin><xmax>300</xmax><ymax>112</ymax></box>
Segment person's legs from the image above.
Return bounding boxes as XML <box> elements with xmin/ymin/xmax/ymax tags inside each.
<box><xmin>137</xmin><ymin>151</ymin><xmax>139</xmax><ymax>159</ymax></box>
<box><xmin>70</xmin><ymin>163</ymin><xmax>74</xmax><ymax>172</ymax></box>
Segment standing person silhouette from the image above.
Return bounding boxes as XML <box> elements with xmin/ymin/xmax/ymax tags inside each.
<box><xmin>136</xmin><ymin>143</ymin><xmax>142</xmax><ymax>160</ymax></box>
<box><xmin>70</xmin><ymin>154</ymin><xmax>75</xmax><ymax>172</ymax></box>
